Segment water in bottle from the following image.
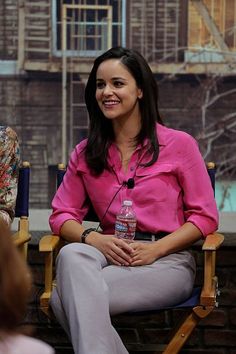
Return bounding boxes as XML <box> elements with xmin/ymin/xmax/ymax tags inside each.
<box><xmin>115</xmin><ymin>200</ymin><xmax>136</xmax><ymax>240</ymax></box>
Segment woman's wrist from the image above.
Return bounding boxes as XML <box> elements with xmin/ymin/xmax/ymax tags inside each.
<box><xmin>80</xmin><ymin>228</ymin><xmax>97</xmax><ymax>243</ymax></box>
<box><xmin>153</xmin><ymin>239</ymin><xmax>167</xmax><ymax>259</ymax></box>
<box><xmin>83</xmin><ymin>230</ymin><xmax>101</xmax><ymax>245</ymax></box>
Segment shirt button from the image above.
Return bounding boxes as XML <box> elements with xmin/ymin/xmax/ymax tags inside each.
<box><xmin>130</xmin><ymin>166</ymin><xmax>134</xmax><ymax>171</ymax></box>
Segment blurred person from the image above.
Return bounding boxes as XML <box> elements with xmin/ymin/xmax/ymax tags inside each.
<box><xmin>0</xmin><ymin>219</ymin><xmax>55</xmax><ymax>354</ymax></box>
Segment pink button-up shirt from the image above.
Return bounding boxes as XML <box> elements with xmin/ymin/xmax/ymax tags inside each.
<box><xmin>50</xmin><ymin>124</ymin><xmax>218</xmax><ymax>237</ymax></box>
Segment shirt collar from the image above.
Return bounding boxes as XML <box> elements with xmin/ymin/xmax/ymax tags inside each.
<box><xmin>107</xmin><ymin>123</ymin><xmax>167</xmax><ymax>165</ymax></box>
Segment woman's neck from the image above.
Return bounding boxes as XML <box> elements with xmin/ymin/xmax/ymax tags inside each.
<box><xmin>113</xmin><ymin>119</ymin><xmax>141</xmax><ymax>173</ymax></box>
<box><xmin>113</xmin><ymin>115</ymin><xmax>141</xmax><ymax>148</ymax></box>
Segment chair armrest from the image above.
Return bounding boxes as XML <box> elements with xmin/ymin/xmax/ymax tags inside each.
<box><xmin>39</xmin><ymin>234</ymin><xmax>61</xmax><ymax>252</ymax></box>
<box><xmin>202</xmin><ymin>232</ymin><xmax>224</xmax><ymax>251</ymax></box>
<box><xmin>13</xmin><ymin>230</ymin><xmax>31</xmax><ymax>246</ymax></box>
<box><xmin>200</xmin><ymin>232</ymin><xmax>224</xmax><ymax>307</ymax></box>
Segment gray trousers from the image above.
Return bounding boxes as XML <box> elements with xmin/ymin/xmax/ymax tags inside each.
<box><xmin>50</xmin><ymin>243</ymin><xmax>196</xmax><ymax>354</ymax></box>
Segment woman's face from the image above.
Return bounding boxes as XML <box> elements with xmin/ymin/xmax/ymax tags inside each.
<box><xmin>95</xmin><ymin>59</ymin><xmax>143</xmax><ymax>122</ymax></box>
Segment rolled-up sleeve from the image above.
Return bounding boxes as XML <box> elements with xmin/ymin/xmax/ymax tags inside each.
<box><xmin>49</xmin><ymin>144</ymin><xmax>89</xmax><ymax>235</ymax></box>
<box><xmin>176</xmin><ymin>134</ymin><xmax>219</xmax><ymax>237</ymax></box>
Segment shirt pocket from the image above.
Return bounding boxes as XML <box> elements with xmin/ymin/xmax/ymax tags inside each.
<box><xmin>78</xmin><ymin>167</ymin><xmax>113</xmax><ymax>204</ymax></box>
<box><xmin>76</xmin><ymin>160</ymin><xmax>111</xmax><ymax>178</ymax></box>
<box><xmin>135</xmin><ymin>163</ymin><xmax>177</xmax><ymax>202</ymax></box>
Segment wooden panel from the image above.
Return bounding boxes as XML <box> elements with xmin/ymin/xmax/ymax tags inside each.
<box><xmin>203</xmin><ymin>0</ymin><xmax>213</xmax><ymax>46</ymax></box>
<box><xmin>189</xmin><ymin>0</ymin><xmax>236</xmax><ymax>50</ymax></box>
<box><xmin>188</xmin><ymin>2</ymin><xmax>202</xmax><ymax>47</ymax></box>
<box><xmin>225</xmin><ymin>0</ymin><xmax>236</xmax><ymax>47</ymax></box>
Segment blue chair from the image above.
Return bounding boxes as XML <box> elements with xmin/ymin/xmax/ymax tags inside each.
<box><xmin>39</xmin><ymin>162</ymin><xmax>224</xmax><ymax>353</ymax></box>
<box><xmin>13</xmin><ymin>161</ymin><xmax>31</xmax><ymax>259</ymax></box>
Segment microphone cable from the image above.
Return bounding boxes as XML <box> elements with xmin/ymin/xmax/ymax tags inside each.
<box><xmin>95</xmin><ymin>179</ymin><xmax>135</xmax><ymax>232</ymax></box>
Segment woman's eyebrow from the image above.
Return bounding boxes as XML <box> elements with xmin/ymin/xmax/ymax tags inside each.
<box><xmin>96</xmin><ymin>77</ymin><xmax>127</xmax><ymax>81</ymax></box>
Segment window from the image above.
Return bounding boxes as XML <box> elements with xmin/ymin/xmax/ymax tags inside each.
<box><xmin>52</xmin><ymin>0</ymin><xmax>126</xmax><ymax>57</ymax></box>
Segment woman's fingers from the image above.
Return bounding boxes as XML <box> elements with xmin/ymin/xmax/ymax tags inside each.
<box><xmin>131</xmin><ymin>259</ymin><xmax>143</xmax><ymax>266</ymax></box>
<box><xmin>107</xmin><ymin>241</ymin><xmax>134</xmax><ymax>265</ymax></box>
<box><xmin>107</xmin><ymin>249</ymin><xmax>130</xmax><ymax>266</ymax></box>
<box><xmin>92</xmin><ymin>235</ymin><xmax>133</xmax><ymax>265</ymax></box>
<box><xmin>115</xmin><ymin>238</ymin><xmax>134</xmax><ymax>254</ymax></box>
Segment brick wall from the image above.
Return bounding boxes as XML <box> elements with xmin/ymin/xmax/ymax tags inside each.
<box><xmin>26</xmin><ymin>233</ymin><xmax>236</xmax><ymax>354</ymax></box>
<box><xmin>0</xmin><ymin>74</ymin><xmax>62</xmax><ymax>207</ymax></box>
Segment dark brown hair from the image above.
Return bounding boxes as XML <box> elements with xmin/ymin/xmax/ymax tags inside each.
<box><xmin>84</xmin><ymin>46</ymin><xmax>163</xmax><ymax>175</ymax></box>
<box><xmin>0</xmin><ymin>219</ymin><xmax>31</xmax><ymax>333</ymax></box>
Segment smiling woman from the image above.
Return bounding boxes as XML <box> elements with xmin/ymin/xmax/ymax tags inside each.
<box><xmin>49</xmin><ymin>47</ymin><xmax>219</xmax><ymax>354</ymax></box>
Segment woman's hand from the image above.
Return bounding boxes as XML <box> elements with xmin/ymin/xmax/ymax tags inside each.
<box><xmin>130</xmin><ymin>241</ymin><xmax>160</xmax><ymax>266</ymax></box>
<box><xmin>86</xmin><ymin>232</ymin><xmax>134</xmax><ymax>266</ymax></box>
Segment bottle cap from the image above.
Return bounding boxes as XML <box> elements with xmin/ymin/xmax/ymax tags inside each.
<box><xmin>123</xmin><ymin>200</ymin><xmax>132</xmax><ymax>206</ymax></box>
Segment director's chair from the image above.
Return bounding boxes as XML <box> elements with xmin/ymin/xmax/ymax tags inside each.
<box><xmin>39</xmin><ymin>162</ymin><xmax>224</xmax><ymax>353</ymax></box>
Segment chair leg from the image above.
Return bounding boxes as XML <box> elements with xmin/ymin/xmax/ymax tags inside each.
<box><xmin>163</xmin><ymin>306</ymin><xmax>213</xmax><ymax>354</ymax></box>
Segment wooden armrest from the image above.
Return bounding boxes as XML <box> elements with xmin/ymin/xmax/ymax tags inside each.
<box><xmin>200</xmin><ymin>232</ymin><xmax>224</xmax><ymax>306</ymax></box>
<box><xmin>202</xmin><ymin>232</ymin><xmax>224</xmax><ymax>251</ymax></box>
<box><xmin>13</xmin><ymin>230</ymin><xmax>31</xmax><ymax>246</ymax></box>
<box><xmin>39</xmin><ymin>234</ymin><xmax>61</xmax><ymax>252</ymax></box>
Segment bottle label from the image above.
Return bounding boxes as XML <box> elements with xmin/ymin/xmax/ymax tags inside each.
<box><xmin>115</xmin><ymin>218</ymin><xmax>136</xmax><ymax>240</ymax></box>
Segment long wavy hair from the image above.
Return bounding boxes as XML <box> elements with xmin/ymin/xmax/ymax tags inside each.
<box><xmin>0</xmin><ymin>219</ymin><xmax>31</xmax><ymax>335</ymax></box>
<box><xmin>84</xmin><ymin>46</ymin><xmax>163</xmax><ymax>175</ymax></box>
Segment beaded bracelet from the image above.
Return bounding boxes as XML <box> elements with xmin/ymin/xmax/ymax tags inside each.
<box><xmin>81</xmin><ymin>228</ymin><xmax>97</xmax><ymax>243</ymax></box>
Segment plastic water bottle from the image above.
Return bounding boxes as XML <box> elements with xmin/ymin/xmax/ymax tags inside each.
<box><xmin>115</xmin><ymin>200</ymin><xmax>136</xmax><ymax>240</ymax></box>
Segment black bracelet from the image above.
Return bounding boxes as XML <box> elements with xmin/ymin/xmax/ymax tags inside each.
<box><xmin>81</xmin><ymin>228</ymin><xmax>97</xmax><ymax>243</ymax></box>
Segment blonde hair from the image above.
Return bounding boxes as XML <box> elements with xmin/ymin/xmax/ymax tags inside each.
<box><xmin>0</xmin><ymin>219</ymin><xmax>31</xmax><ymax>333</ymax></box>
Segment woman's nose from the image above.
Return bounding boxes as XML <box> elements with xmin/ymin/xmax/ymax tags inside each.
<box><xmin>103</xmin><ymin>84</ymin><xmax>113</xmax><ymax>95</ymax></box>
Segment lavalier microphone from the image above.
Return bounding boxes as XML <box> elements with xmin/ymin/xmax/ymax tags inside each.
<box><xmin>123</xmin><ymin>178</ymin><xmax>135</xmax><ymax>189</ymax></box>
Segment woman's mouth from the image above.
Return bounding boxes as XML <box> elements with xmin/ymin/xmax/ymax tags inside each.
<box><xmin>103</xmin><ymin>100</ymin><xmax>120</xmax><ymax>107</ymax></box>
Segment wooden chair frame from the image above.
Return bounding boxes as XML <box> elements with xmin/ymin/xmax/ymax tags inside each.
<box><xmin>39</xmin><ymin>163</ymin><xmax>224</xmax><ymax>353</ymax></box>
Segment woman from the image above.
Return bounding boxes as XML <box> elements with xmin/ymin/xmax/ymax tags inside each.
<box><xmin>0</xmin><ymin>126</ymin><xmax>20</xmax><ymax>225</ymax></box>
<box><xmin>0</xmin><ymin>219</ymin><xmax>54</xmax><ymax>354</ymax></box>
<box><xmin>49</xmin><ymin>47</ymin><xmax>218</xmax><ymax>354</ymax></box>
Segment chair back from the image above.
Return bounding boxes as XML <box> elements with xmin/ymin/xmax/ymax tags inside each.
<box><xmin>206</xmin><ymin>162</ymin><xmax>216</xmax><ymax>195</ymax></box>
<box><xmin>57</xmin><ymin>163</ymin><xmax>66</xmax><ymax>189</ymax></box>
<box><xmin>13</xmin><ymin>161</ymin><xmax>31</xmax><ymax>260</ymax></box>
<box><xmin>15</xmin><ymin>161</ymin><xmax>30</xmax><ymax>217</ymax></box>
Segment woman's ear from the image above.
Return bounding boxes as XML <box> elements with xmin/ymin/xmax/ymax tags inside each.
<box><xmin>138</xmin><ymin>89</ymin><xmax>143</xmax><ymax>99</ymax></box>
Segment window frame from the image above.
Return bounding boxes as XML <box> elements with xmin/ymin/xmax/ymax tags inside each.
<box><xmin>51</xmin><ymin>0</ymin><xmax>126</xmax><ymax>58</ymax></box>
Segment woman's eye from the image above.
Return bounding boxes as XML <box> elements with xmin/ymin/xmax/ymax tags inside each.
<box><xmin>96</xmin><ymin>82</ymin><xmax>105</xmax><ymax>89</ymax></box>
<box><xmin>114</xmin><ymin>81</ymin><xmax>124</xmax><ymax>87</ymax></box>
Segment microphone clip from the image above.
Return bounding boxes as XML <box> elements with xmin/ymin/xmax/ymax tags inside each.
<box><xmin>123</xmin><ymin>178</ymin><xmax>135</xmax><ymax>189</ymax></box>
